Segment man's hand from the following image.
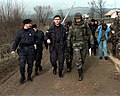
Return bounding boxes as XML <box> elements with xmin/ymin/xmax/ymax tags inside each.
<box><xmin>11</xmin><ymin>51</ymin><xmax>15</xmax><ymax>56</ymax></box>
<box><xmin>47</xmin><ymin>39</ymin><xmax>51</xmax><ymax>44</ymax></box>
<box><xmin>89</xmin><ymin>48</ymin><xmax>92</xmax><ymax>56</ymax></box>
<box><xmin>111</xmin><ymin>30</ymin><xmax>115</xmax><ymax>34</ymax></box>
<box><xmin>34</xmin><ymin>44</ymin><xmax>37</xmax><ymax>49</ymax></box>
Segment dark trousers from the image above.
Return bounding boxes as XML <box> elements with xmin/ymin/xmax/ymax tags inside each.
<box><xmin>91</xmin><ymin>44</ymin><xmax>96</xmax><ymax>55</ymax></box>
<box><xmin>112</xmin><ymin>40</ymin><xmax>117</xmax><ymax>55</ymax></box>
<box><xmin>34</xmin><ymin>46</ymin><xmax>43</xmax><ymax>68</ymax></box>
<box><xmin>19</xmin><ymin>47</ymin><xmax>34</xmax><ymax>76</ymax></box>
<box><xmin>65</xmin><ymin>46</ymin><xmax>73</xmax><ymax>68</ymax></box>
<box><xmin>88</xmin><ymin>37</ymin><xmax>97</xmax><ymax>56</ymax></box>
<box><xmin>50</xmin><ymin>45</ymin><xmax>64</xmax><ymax>71</ymax></box>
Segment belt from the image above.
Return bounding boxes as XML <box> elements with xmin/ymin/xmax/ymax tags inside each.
<box><xmin>20</xmin><ymin>44</ymin><xmax>34</xmax><ymax>49</ymax></box>
<box><xmin>20</xmin><ymin>43</ymin><xmax>34</xmax><ymax>47</ymax></box>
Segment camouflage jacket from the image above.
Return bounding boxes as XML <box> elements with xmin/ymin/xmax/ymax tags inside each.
<box><xmin>67</xmin><ymin>21</ymin><xmax>94</xmax><ymax>49</ymax></box>
<box><xmin>111</xmin><ymin>17</ymin><xmax>120</xmax><ymax>42</ymax></box>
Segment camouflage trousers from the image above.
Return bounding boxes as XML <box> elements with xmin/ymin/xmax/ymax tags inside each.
<box><xmin>116</xmin><ymin>42</ymin><xmax>120</xmax><ymax>59</ymax></box>
<box><xmin>73</xmin><ymin>43</ymin><xmax>87</xmax><ymax>69</ymax></box>
<box><xmin>111</xmin><ymin>40</ymin><xmax>117</xmax><ymax>55</ymax></box>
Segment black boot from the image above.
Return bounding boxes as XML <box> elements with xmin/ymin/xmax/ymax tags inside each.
<box><xmin>19</xmin><ymin>73</ymin><xmax>25</xmax><ymax>84</ymax></box>
<box><xmin>53</xmin><ymin>63</ymin><xmax>57</xmax><ymax>75</ymax></box>
<box><xmin>78</xmin><ymin>67</ymin><xmax>83</xmax><ymax>81</ymax></box>
<box><xmin>27</xmin><ymin>74</ymin><xmax>33</xmax><ymax>82</ymax></box>
<box><xmin>53</xmin><ymin>68</ymin><xmax>57</xmax><ymax>75</ymax></box>
<box><xmin>59</xmin><ymin>70</ymin><xmax>63</xmax><ymax>78</ymax></box>
<box><xmin>35</xmin><ymin>67</ymin><xmax>38</xmax><ymax>75</ymax></box>
<box><xmin>104</xmin><ymin>56</ymin><xmax>108</xmax><ymax>60</ymax></box>
<box><xmin>67</xmin><ymin>61</ymin><xmax>72</xmax><ymax>73</ymax></box>
<box><xmin>39</xmin><ymin>65</ymin><xmax>42</xmax><ymax>71</ymax></box>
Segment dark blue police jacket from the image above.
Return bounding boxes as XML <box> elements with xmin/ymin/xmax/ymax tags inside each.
<box><xmin>46</xmin><ymin>24</ymin><xmax>67</xmax><ymax>52</ymax></box>
<box><xmin>12</xmin><ymin>28</ymin><xmax>35</xmax><ymax>51</ymax></box>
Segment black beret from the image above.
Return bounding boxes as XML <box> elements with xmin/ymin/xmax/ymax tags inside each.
<box><xmin>32</xmin><ymin>24</ymin><xmax>37</xmax><ymax>28</ymax></box>
<box><xmin>53</xmin><ymin>15</ymin><xmax>61</xmax><ymax>19</ymax></box>
<box><xmin>91</xmin><ymin>19</ymin><xmax>95</xmax><ymax>22</ymax></box>
<box><xmin>23</xmin><ymin>19</ymin><xmax>32</xmax><ymax>24</ymax></box>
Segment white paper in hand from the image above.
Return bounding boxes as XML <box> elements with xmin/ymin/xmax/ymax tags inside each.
<box><xmin>47</xmin><ymin>39</ymin><xmax>51</xmax><ymax>44</ymax></box>
<box><xmin>89</xmin><ymin>48</ymin><xmax>92</xmax><ymax>56</ymax></box>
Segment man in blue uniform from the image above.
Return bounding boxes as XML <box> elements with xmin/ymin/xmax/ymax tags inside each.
<box><xmin>32</xmin><ymin>24</ymin><xmax>48</xmax><ymax>75</ymax></box>
<box><xmin>11</xmin><ymin>19</ymin><xmax>35</xmax><ymax>84</ymax></box>
<box><xmin>46</xmin><ymin>15</ymin><xmax>67</xmax><ymax>78</ymax></box>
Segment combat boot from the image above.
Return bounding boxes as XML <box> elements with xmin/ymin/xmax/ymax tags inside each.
<box><xmin>53</xmin><ymin>68</ymin><xmax>56</xmax><ymax>75</ymax></box>
<box><xmin>35</xmin><ymin>67</ymin><xmax>38</xmax><ymax>75</ymax></box>
<box><xmin>53</xmin><ymin>67</ymin><xmax>57</xmax><ymax>75</ymax></box>
<box><xmin>78</xmin><ymin>67</ymin><xmax>83</xmax><ymax>81</ymax></box>
<box><xmin>19</xmin><ymin>73</ymin><xmax>25</xmax><ymax>84</ymax></box>
<box><xmin>39</xmin><ymin>65</ymin><xmax>42</xmax><ymax>71</ymax></box>
<box><xmin>104</xmin><ymin>56</ymin><xmax>108</xmax><ymax>60</ymax></box>
<box><xmin>67</xmin><ymin>61</ymin><xmax>72</xmax><ymax>72</ymax></box>
<box><xmin>59</xmin><ymin>70</ymin><xmax>63</xmax><ymax>78</ymax></box>
<box><xmin>27</xmin><ymin>73</ymin><xmax>33</xmax><ymax>82</ymax></box>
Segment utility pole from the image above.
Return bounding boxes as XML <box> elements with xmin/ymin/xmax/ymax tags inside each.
<box><xmin>114</xmin><ymin>0</ymin><xmax>116</xmax><ymax>10</ymax></box>
<box><xmin>61</xmin><ymin>1</ymin><xmax>76</xmax><ymax>25</ymax></box>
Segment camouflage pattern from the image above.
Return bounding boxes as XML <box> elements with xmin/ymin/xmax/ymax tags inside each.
<box><xmin>116</xmin><ymin>23</ymin><xmax>120</xmax><ymax>59</ymax></box>
<box><xmin>67</xmin><ymin>13</ymin><xmax>94</xmax><ymax>69</ymax></box>
<box><xmin>111</xmin><ymin>16</ymin><xmax>120</xmax><ymax>58</ymax></box>
<box><xmin>116</xmin><ymin>40</ymin><xmax>120</xmax><ymax>59</ymax></box>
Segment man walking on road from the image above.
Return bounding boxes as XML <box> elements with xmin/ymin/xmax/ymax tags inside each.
<box><xmin>67</xmin><ymin>13</ymin><xmax>94</xmax><ymax>81</ymax></box>
<box><xmin>46</xmin><ymin>15</ymin><xmax>67</xmax><ymax>78</ymax></box>
<box><xmin>96</xmin><ymin>23</ymin><xmax>110</xmax><ymax>60</ymax></box>
<box><xmin>11</xmin><ymin>19</ymin><xmax>35</xmax><ymax>84</ymax></box>
<box><xmin>32</xmin><ymin>24</ymin><xmax>48</xmax><ymax>75</ymax></box>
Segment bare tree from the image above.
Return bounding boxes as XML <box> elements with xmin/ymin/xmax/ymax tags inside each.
<box><xmin>88</xmin><ymin>0</ymin><xmax>95</xmax><ymax>18</ymax></box>
<box><xmin>88</xmin><ymin>0</ymin><xmax>106</xmax><ymax>18</ymax></box>
<box><xmin>34</xmin><ymin>5</ymin><xmax>53</xmax><ymax>26</ymax></box>
<box><xmin>58</xmin><ymin>9</ymin><xmax>64</xmax><ymax>20</ymax></box>
<box><xmin>0</xmin><ymin>0</ymin><xmax>25</xmax><ymax>44</ymax></box>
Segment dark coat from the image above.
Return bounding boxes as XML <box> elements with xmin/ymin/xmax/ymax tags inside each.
<box><xmin>12</xmin><ymin>28</ymin><xmax>35</xmax><ymax>51</ymax></box>
<box><xmin>46</xmin><ymin>24</ymin><xmax>67</xmax><ymax>52</ymax></box>
<box><xmin>35</xmin><ymin>30</ymin><xmax>48</xmax><ymax>49</ymax></box>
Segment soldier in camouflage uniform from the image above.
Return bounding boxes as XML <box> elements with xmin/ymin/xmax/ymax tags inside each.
<box><xmin>111</xmin><ymin>13</ymin><xmax>120</xmax><ymax>58</ymax></box>
<box><xmin>115</xmin><ymin>13</ymin><xmax>120</xmax><ymax>58</ymax></box>
<box><xmin>67</xmin><ymin>13</ymin><xmax>94</xmax><ymax>81</ymax></box>
<box><xmin>116</xmin><ymin>32</ymin><xmax>120</xmax><ymax>59</ymax></box>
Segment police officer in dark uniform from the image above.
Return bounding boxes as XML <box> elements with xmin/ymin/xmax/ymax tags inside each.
<box><xmin>88</xmin><ymin>19</ymin><xmax>97</xmax><ymax>56</ymax></box>
<box><xmin>11</xmin><ymin>19</ymin><xmax>35</xmax><ymax>84</ymax></box>
<box><xmin>46</xmin><ymin>15</ymin><xmax>67</xmax><ymax>78</ymax></box>
<box><xmin>32</xmin><ymin>24</ymin><xmax>48</xmax><ymax>75</ymax></box>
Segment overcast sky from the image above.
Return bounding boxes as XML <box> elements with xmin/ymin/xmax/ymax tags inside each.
<box><xmin>22</xmin><ymin>0</ymin><xmax>119</xmax><ymax>8</ymax></box>
<box><xmin>2</xmin><ymin>0</ymin><xmax>120</xmax><ymax>14</ymax></box>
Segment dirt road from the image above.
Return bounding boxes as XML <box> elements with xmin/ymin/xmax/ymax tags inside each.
<box><xmin>0</xmin><ymin>50</ymin><xmax>120</xmax><ymax>96</ymax></box>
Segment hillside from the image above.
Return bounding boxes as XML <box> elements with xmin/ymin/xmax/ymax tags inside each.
<box><xmin>54</xmin><ymin>6</ymin><xmax>113</xmax><ymax>16</ymax></box>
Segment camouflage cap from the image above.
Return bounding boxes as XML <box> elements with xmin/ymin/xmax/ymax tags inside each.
<box><xmin>74</xmin><ymin>13</ymin><xmax>82</xmax><ymax>19</ymax></box>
